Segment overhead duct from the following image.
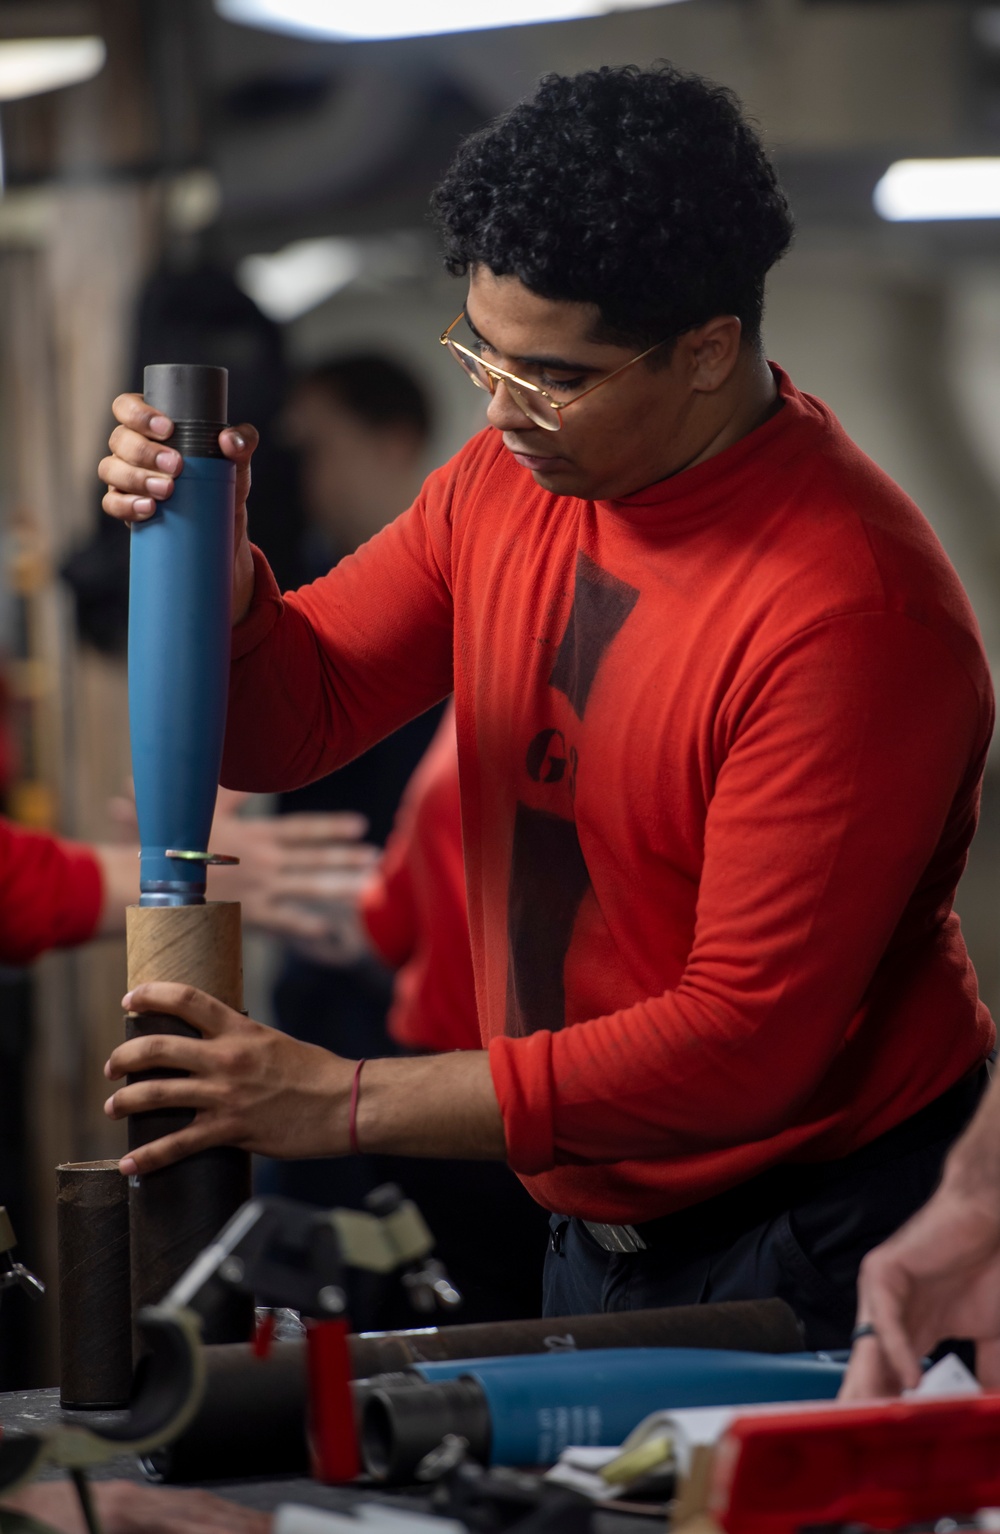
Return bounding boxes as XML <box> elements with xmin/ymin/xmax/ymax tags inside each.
<box><xmin>211</xmin><ymin>66</ymin><xmax>486</xmax><ymax>239</ymax></box>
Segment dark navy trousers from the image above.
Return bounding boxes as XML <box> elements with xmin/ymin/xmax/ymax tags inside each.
<box><xmin>543</xmin><ymin>1067</ymin><xmax>988</xmax><ymax>1349</ymax></box>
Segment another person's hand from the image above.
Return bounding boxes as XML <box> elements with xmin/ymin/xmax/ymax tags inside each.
<box><xmin>104</xmin><ymin>982</ymin><xmax>353</xmax><ymax>1173</ymax></box>
<box><xmin>2</xmin><ymin>1479</ymin><xmax>270</xmax><ymax>1533</ymax></box>
<box><xmin>98</xmin><ymin>394</ymin><xmax>258</xmax><ymax>622</ymax></box>
<box><xmin>104</xmin><ymin>786</ymin><xmax>378</xmax><ymax>961</ymax></box>
<box><xmin>841</xmin><ymin>1171</ymin><xmax>1000</xmax><ymax>1398</ymax></box>
<box><xmin>208</xmin><ymin>790</ymin><xmax>377</xmax><ymax>963</ymax></box>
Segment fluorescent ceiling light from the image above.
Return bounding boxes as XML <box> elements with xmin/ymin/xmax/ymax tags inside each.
<box><xmin>0</xmin><ymin>37</ymin><xmax>106</xmax><ymax>102</ymax></box>
<box><xmin>972</xmin><ymin>6</ymin><xmax>1000</xmax><ymax>51</ymax></box>
<box><xmin>237</xmin><ymin>236</ymin><xmax>363</xmax><ymax>321</ymax></box>
<box><xmin>874</xmin><ymin>158</ymin><xmax>1000</xmax><ymax>222</ymax></box>
<box><xmin>216</xmin><ymin>0</ymin><xmax>678</xmax><ymax>42</ymax></box>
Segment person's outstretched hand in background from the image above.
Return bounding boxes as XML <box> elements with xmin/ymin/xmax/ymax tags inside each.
<box><xmin>210</xmin><ymin>791</ymin><xmax>375</xmax><ymax>964</ymax></box>
<box><xmin>107</xmin><ymin>784</ymin><xmax>377</xmax><ymax>963</ymax></box>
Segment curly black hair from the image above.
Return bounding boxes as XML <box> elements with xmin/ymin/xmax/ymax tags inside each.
<box><xmin>431</xmin><ymin>63</ymin><xmax>793</xmax><ymax>351</ymax></box>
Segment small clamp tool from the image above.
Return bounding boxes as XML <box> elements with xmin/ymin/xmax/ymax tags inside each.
<box><xmin>0</xmin><ymin>1207</ymin><xmax>45</xmax><ymax>1309</ymax></box>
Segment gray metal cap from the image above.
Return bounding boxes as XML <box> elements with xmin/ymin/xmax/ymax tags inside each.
<box><xmin>143</xmin><ymin>363</ymin><xmax>228</xmax><ymax>424</ymax></box>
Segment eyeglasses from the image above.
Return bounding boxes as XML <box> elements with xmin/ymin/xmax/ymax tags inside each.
<box><xmin>439</xmin><ymin>315</ymin><xmax>667</xmax><ymax>432</ymax></box>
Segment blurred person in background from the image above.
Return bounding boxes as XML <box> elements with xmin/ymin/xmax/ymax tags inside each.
<box><xmin>0</xmin><ymin>785</ymin><xmax>374</xmax><ymax>970</ymax></box>
<box><xmin>287</xmin><ymin>355</ymin><xmax>435</xmax><ymax>580</ymax></box>
<box><xmin>359</xmin><ymin>703</ymin><xmax>475</xmax><ymax>1055</ymax></box>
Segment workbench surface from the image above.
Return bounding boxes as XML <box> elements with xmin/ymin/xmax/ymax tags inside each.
<box><xmin>0</xmin><ymin>1388</ymin><xmax>651</xmax><ymax>1529</ymax></box>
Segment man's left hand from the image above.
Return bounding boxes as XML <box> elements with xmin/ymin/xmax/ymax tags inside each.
<box><xmin>105</xmin><ymin>983</ymin><xmax>353</xmax><ymax>1174</ymax></box>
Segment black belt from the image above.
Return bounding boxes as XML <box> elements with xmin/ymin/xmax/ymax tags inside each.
<box><xmin>583</xmin><ymin>1064</ymin><xmax>988</xmax><ymax>1257</ymax></box>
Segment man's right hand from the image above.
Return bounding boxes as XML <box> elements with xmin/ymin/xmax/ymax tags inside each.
<box><xmin>98</xmin><ymin>393</ymin><xmax>260</xmax><ymax>624</ymax></box>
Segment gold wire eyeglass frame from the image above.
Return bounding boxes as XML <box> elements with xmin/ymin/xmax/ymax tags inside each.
<box><xmin>439</xmin><ymin>314</ymin><xmax>666</xmax><ymax>432</ymax></box>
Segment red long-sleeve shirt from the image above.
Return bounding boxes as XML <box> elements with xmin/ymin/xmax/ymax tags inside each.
<box><xmin>223</xmin><ymin>367</ymin><xmax>995</xmax><ymax>1224</ymax></box>
<box><xmin>0</xmin><ymin>819</ymin><xmax>103</xmax><ymax>965</ymax></box>
<box><xmin>360</xmin><ymin>702</ymin><xmax>479</xmax><ymax>1053</ymax></box>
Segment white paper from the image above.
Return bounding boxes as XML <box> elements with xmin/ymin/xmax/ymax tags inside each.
<box><xmin>906</xmin><ymin>1351</ymin><xmax>981</xmax><ymax>1398</ymax></box>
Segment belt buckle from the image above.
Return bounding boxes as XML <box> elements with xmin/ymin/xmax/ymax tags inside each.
<box><xmin>582</xmin><ymin>1220</ymin><xmax>648</xmax><ymax>1254</ymax></box>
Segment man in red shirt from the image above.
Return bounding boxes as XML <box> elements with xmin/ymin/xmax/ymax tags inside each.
<box><xmin>98</xmin><ymin>64</ymin><xmax>993</xmax><ymax>1346</ymax></box>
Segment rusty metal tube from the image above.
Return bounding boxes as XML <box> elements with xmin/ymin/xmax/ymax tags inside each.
<box><xmin>57</xmin><ymin>1160</ymin><xmax>132</xmax><ymax>1409</ymax></box>
<box><xmin>349</xmin><ymin>1296</ymin><xmax>804</xmax><ymax>1372</ymax></box>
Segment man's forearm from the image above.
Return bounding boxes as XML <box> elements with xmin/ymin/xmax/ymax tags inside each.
<box><xmin>354</xmin><ymin>1051</ymin><xmax>507</xmax><ymax>1159</ymax></box>
<box><xmin>107</xmin><ymin>990</ymin><xmax>509</xmax><ymax>1174</ymax></box>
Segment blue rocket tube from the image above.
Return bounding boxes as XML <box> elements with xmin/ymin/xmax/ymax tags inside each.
<box><xmin>128</xmin><ymin>365</ymin><xmax>236</xmax><ymax>905</ymax></box>
<box><xmin>123</xmin><ymin>364</ymin><xmax>252</xmax><ymax>1350</ymax></box>
<box><xmin>360</xmin><ymin>1347</ymin><xmax>845</xmax><ymax>1480</ymax></box>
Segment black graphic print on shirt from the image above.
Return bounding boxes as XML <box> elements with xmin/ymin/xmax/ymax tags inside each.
<box><xmin>505</xmin><ymin>803</ymin><xmax>592</xmax><ymax>1037</ymax></box>
<box><xmin>526</xmin><ymin>728</ymin><xmax>568</xmax><ymax>784</ymax></box>
<box><xmin>506</xmin><ymin>552</ymin><xmax>640</xmax><ymax>1034</ymax></box>
<box><xmin>549</xmin><ymin>550</ymin><xmax>640</xmax><ymax>719</ymax></box>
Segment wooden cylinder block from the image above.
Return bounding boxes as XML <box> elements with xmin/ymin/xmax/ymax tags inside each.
<box><xmin>126</xmin><ymin>901</ymin><xmax>243</xmax><ymax>1010</ymax></box>
<box><xmin>57</xmin><ymin>1160</ymin><xmax>132</xmax><ymax>1409</ymax></box>
<box><xmin>125</xmin><ymin>902</ymin><xmax>252</xmax><ymax>1348</ymax></box>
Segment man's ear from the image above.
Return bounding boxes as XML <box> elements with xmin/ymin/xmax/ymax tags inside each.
<box><xmin>683</xmin><ymin>315</ymin><xmax>743</xmax><ymax>393</ymax></box>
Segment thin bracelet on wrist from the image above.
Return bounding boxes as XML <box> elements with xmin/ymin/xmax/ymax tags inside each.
<box><xmin>349</xmin><ymin>1057</ymin><xmax>367</xmax><ymax>1156</ymax></box>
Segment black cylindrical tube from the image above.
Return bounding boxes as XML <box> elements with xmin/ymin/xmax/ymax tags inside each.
<box><xmin>143</xmin><ymin>364</ymin><xmax>228</xmax><ymax>459</ymax></box>
<box><xmin>146</xmin><ymin>1338</ymin><xmax>310</xmax><ymax>1482</ymax></box>
<box><xmin>127</xmin><ymin>1012</ymin><xmax>253</xmax><ymax>1350</ymax></box>
<box><xmin>350</xmin><ymin>1297</ymin><xmax>803</xmax><ymax>1374</ymax></box>
<box><xmin>362</xmin><ymin>1377</ymin><xmax>491</xmax><ymax>1484</ymax></box>
<box><xmin>57</xmin><ymin>1160</ymin><xmax>132</xmax><ymax>1409</ymax></box>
